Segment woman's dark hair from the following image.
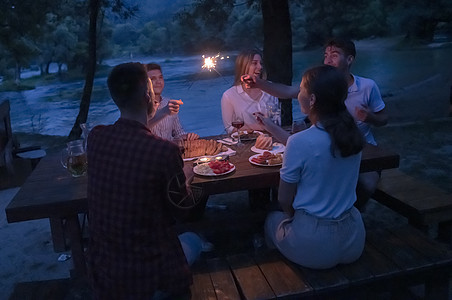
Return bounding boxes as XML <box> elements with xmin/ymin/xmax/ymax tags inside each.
<box><xmin>303</xmin><ymin>65</ymin><xmax>364</xmax><ymax>157</ymax></box>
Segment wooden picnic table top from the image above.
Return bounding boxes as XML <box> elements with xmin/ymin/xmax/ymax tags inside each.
<box><xmin>5</xmin><ymin>139</ymin><xmax>399</xmax><ymax>224</ymax></box>
<box><xmin>191</xmin><ymin>140</ymin><xmax>400</xmax><ymax>195</ymax></box>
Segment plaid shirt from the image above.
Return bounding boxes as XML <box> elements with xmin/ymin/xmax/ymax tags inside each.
<box><xmin>86</xmin><ymin>118</ymin><xmax>191</xmax><ymax>299</ymax></box>
<box><xmin>149</xmin><ymin>96</ymin><xmax>186</xmax><ymax>141</ymax></box>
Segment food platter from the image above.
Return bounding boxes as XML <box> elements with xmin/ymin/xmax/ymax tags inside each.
<box><xmin>231</xmin><ymin>130</ymin><xmax>263</xmax><ymax>141</ymax></box>
<box><xmin>251</xmin><ymin>142</ymin><xmax>285</xmax><ymax>154</ymax></box>
<box><xmin>249</xmin><ymin>153</ymin><xmax>283</xmax><ymax>167</ymax></box>
<box><xmin>193</xmin><ymin>162</ymin><xmax>236</xmax><ymax>177</ymax></box>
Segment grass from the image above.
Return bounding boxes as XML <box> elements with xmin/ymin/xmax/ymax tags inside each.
<box><xmin>374</xmin><ymin>118</ymin><xmax>452</xmax><ymax>193</ymax></box>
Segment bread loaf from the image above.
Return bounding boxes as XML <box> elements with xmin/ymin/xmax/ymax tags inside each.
<box><xmin>182</xmin><ymin>139</ymin><xmax>227</xmax><ymax>159</ymax></box>
<box><xmin>255</xmin><ymin>134</ymin><xmax>273</xmax><ymax>150</ymax></box>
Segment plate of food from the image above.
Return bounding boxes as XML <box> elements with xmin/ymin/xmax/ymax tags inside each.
<box><xmin>231</xmin><ymin>130</ymin><xmax>263</xmax><ymax>141</ymax></box>
<box><xmin>193</xmin><ymin>160</ymin><xmax>236</xmax><ymax>176</ymax></box>
<box><xmin>249</xmin><ymin>152</ymin><xmax>283</xmax><ymax>167</ymax></box>
<box><xmin>251</xmin><ymin>142</ymin><xmax>285</xmax><ymax>154</ymax></box>
<box><xmin>250</xmin><ymin>134</ymin><xmax>285</xmax><ymax>153</ymax></box>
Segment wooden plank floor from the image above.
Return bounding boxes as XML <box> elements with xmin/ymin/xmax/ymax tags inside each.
<box><xmin>6</xmin><ymin>195</ymin><xmax>452</xmax><ymax>300</ymax></box>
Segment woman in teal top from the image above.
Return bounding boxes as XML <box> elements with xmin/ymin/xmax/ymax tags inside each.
<box><xmin>264</xmin><ymin>65</ymin><xmax>365</xmax><ymax>269</ymax></box>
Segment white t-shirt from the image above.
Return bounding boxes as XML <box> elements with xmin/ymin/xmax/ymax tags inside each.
<box><xmin>346</xmin><ymin>75</ymin><xmax>385</xmax><ymax>145</ymax></box>
<box><xmin>280</xmin><ymin>125</ymin><xmax>362</xmax><ymax>218</ymax></box>
<box><xmin>221</xmin><ymin>85</ymin><xmax>279</xmax><ymax>133</ymax></box>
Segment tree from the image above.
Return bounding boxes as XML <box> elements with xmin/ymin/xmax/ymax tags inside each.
<box><xmin>68</xmin><ymin>0</ymin><xmax>101</xmax><ymax>141</ymax></box>
<box><xmin>262</xmin><ymin>0</ymin><xmax>293</xmax><ymax>126</ymax></box>
<box><xmin>68</xmin><ymin>0</ymin><xmax>137</xmax><ymax>140</ymax></box>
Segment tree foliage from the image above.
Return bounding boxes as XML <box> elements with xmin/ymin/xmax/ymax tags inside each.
<box><xmin>383</xmin><ymin>0</ymin><xmax>452</xmax><ymax>43</ymax></box>
<box><xmin>0</xmin><ymin>0</ymin><xmax>62</xmax><ymax>81</ymax></box>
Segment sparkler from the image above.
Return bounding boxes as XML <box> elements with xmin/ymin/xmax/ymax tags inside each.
<box><xmin>187</xmin><ymin>53</ymin><xmax>230</xmax><ymax>89</ymax></box>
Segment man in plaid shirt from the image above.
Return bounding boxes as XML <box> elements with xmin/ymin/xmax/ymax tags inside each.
<box><xmin>87</xmin><ymin>62</ymin><xmax>201</xmax><ymax>299</ymax></box>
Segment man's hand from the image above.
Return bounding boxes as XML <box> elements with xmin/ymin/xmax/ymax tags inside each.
<box><xmin>184</xmin><ymin>132</ymin><xmax>199</xmax><ymax>141</ymax></box>
<box><xmin>355</xmin><ymin>105</ymin><xmax>370</xmax><ymax>123</ymax></box>
<box><xmin>164</xmin><ymin>99</ymin><xmax>183</xmax><ymax>115</ymax></box>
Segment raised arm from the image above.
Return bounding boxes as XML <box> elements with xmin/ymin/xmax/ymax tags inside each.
<box><xmin>148</xmin><ymin>99</ymin><xmax>183</xmax><ymax>127</ymax></box>
<box><xmin>242</xmin><ymin>75</ymin><xmax>299</xmax><ymax>99</ymax></box>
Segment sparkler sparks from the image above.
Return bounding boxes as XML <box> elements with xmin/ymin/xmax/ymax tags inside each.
<box><xmin>202</xmin><ymin>54</ymin><xmax>230</xmax><ymax>72</ymax></box>
<box><xmin>187</xmin><ymin>53</ymin><xmax>230</xmax><ymax>89</ymax></box>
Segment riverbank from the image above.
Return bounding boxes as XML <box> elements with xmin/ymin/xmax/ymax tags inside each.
<box><xmin>3</xmin><ymin>35</ymin><xmax>452</xmax><ymax>137</ymax></box>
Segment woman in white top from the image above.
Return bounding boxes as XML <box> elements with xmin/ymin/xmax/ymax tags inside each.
<box><xmin>264</xmin><ymin>65</ymin><xmax>366</xmax><ymax>269</ymax></box>
<box><xmin>221</xmin><ymin>49</ymin><xmax>279</xmax><ymax>134</ymax></box>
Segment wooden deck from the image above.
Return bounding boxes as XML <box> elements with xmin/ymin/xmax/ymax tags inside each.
<box><xmin>7</xmin><ymin>195</ymin><xmax>452</xmax><ymax>300</ymax></box>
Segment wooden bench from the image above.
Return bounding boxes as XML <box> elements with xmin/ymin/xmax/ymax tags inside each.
<box><xmin>0</xmin><ymin>100</ymin><xmax>46</xmax><ymax>175</ymax></box>
<box><xmin>190</xmin><ymin>225</ymin><xmax>452</xmax><ymax>299</ymax></box>
<box><xmin>373</xmin><ymin>169</ymin><xmax>452</xmax><ymax>244</ymax></box>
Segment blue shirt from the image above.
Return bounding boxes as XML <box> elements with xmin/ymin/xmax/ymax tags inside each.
<box><xmin>280</xmin><ymin>125</ymin><xmax>361</xmax><ymax>218</ymax></box>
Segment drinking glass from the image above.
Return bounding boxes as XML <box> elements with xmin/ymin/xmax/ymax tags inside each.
<box><xmin>231</xmin><ymin>111</ymin><xmax>244</xmax><ymax>145</ymax></box>
<box><xmin>80</xmin><ymin>123</ymin><xmax>90</xmax><ymax>150</ymax></box>
<box><xmin>61</xmin><ymin>139</ymin><xmax>87</xmax><ymax>177</ymax></box>
<box><xmin>266</xmin><ymin>102</ymin><xmax>281</xmax><ymax>125</ymax></box>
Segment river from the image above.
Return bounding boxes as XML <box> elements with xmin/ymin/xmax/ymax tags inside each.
<box><xmin>2</xmin><ymin>42</ymin><xmax>451</xmax><ymax>137</ymax></box>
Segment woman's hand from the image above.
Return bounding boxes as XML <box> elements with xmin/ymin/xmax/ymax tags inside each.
<box><xmin>241</xmin><ymin>75</ymin><xmax>257</xmax><ymax>89</ymax></box>
<box><xmin>253</xmin><ymin>112</ymin><xmax>273</xmax><ymax>127</ymax></box>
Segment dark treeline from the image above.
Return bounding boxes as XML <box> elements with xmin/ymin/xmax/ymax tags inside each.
<box><xmin>1</xmin><ymin>0</ymin><xmax>451</xmax><ymax>82</ymax></box>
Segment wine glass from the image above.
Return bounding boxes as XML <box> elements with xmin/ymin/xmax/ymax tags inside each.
<box><xmin>231</xmin><ymin>111</ymin><xmax>244</xmax><ymax>145</ymax></box>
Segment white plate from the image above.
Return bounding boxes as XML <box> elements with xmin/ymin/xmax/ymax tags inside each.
<box><xmin>231</xmin><ymin>130</ymin><xmax>263</xmax><ymax>141</ymax></box>
<box><xmin>251</xmin><ymin>142</ymin><xmax>285</xmax><ymax>154</ymax></box>
<box><xmin>193</xmin><ymin>162</ymin><xmax>236</xmax><ymax>176</ymax></box>
<box><xmin>249</xmin><ymin>153</ymin><xmax>283</xmax><ymax>167</ymax></box>
<box><xmin>183</xmin><ymin>147</ymin><xmax>235</xmax><ymax>161</ymax></box>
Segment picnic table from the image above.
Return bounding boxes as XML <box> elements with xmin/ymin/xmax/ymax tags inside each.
<box><xmin>5</xmin><ymin>138</ymin><xmax>399</xmax><ymax>276</ymax></box>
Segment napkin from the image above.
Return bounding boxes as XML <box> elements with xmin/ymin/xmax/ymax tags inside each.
<box><xmin>217</xmin><ymin>138</ymin><xmax>237</xmax><ymax>146</ymax></box>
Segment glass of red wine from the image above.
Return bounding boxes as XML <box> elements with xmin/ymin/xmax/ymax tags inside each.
<box><xmin>231</xmin><ymin>111</ymin><xmax>244</xmax><ymax>145</ymax></box>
